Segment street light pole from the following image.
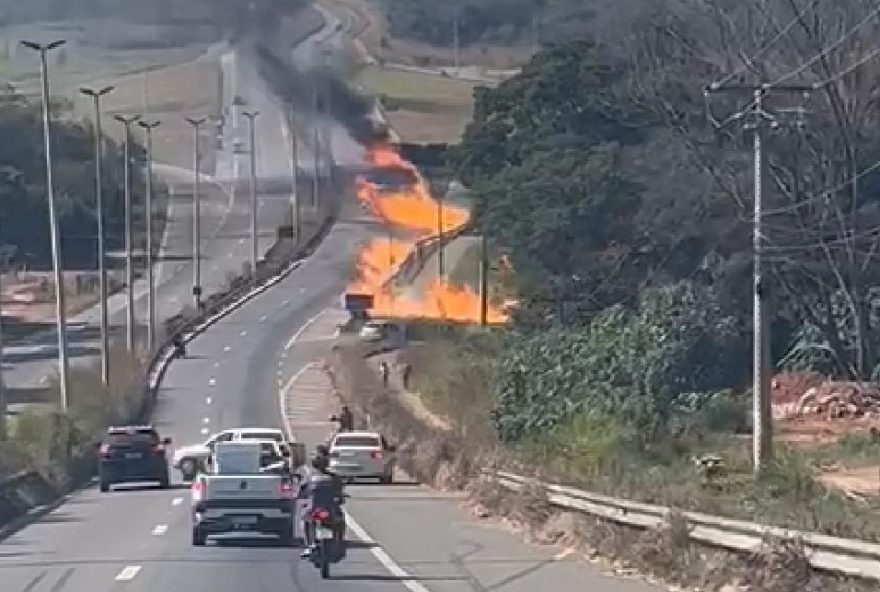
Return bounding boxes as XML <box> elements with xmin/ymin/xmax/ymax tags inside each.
<box><xmin>114</xmin><ymin>114</ymin><xmax>141</xmax><ymax>354</ymax></box>
<box><xmin>138</xmin><ymin>119</ymin><xmax>160</xmax><ymax>352</ymax></box>
<box><xmin>21</xmin><ymin>39</ymin><xmax>70</xmax><ymax>410</ymax></box>
<box><xmin>80</xmin><ymin>85</ymin><xmax>114</xmax><ymax>385</ymax></box>
<box><xmin>185</xmin><ymin>117</ymin><xmax>206</xmax><ymax>311</ymax></box>
<box><xmin>437</xmin><ymin>195</ymin><xmax>444</xmax><ymax>278</ymax></box>
<box><xmin>288</xmin><ymin>108</ymin><xmax>300</xmax><ymax>243</ymax></box>
<box><xmin>242</xmin><ymin>110</ymin><xmax>259</xmax><ymax>279</ymax></box>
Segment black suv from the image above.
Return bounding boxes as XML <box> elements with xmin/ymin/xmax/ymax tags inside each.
<box><xmin>98</xmin><ymin>425</ymin><xmax>172</xmax><ymax>492</ymax></box>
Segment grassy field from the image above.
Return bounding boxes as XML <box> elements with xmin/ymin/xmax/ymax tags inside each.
<box><xmin>356</xmin><ymin>64</ymin><xmax>483</xmax><ymax>143</ymax></box>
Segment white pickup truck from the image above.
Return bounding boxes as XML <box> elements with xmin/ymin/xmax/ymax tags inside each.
<box><xmin>173</xmin><ymin>427</ymin><xmax>289</xmax><ymax>481</ymax></box>
<box><xmin>190</xmin><ymin>441</ymin><xmax>304</xmax><ymax>546</ymax></box>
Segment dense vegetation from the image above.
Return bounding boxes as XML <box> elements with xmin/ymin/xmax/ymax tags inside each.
<box><xmin>0</xmin><ymin>88</ymin><xmax>149</xmax><ymax>270</ymax></box>
<box><xmin>383</xmin><ymin>0</ymin><xmax>591</xmax><ymax>47</ymax></box>
<box><xmin>450</xmin><ymin>0</ymin><xmax>880</xmax><ymax>444</ymax></box>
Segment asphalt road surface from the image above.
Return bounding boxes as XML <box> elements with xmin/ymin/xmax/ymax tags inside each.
<box><xmin>0</xmin><ymin>184</ymin><xmax>662</xmax><ymax>591</ymax></box>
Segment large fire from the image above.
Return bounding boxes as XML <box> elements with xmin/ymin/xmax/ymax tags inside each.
<box><xmin>350</xmin><ymin>145</ymin><xmax>507</xmax><ymax>324</ymax></box>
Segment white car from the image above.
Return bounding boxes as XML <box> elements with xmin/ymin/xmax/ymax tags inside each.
<box><xmin>173</xmin><ymin>427</ymin><xmax>288</xmax><ymax>481</ymax></box>
<box><xmin>328</xmin><ymin>431</ymin><xmax>396</xmax><ymax>484</ymax></box>
<box><xmin>358</xmin><ymin>320</ymin><xmax>405</xmax><ymax>349</ymax></box>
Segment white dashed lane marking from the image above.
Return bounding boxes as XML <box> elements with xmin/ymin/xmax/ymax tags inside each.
<box><xmin>172</xmin><ymin>497</ymin><xmax>183</xmax><ymax>506</ymax></box>
<box><xmin>152</xmin><ymin>524</ymin><xmax>168</xmax><ymax>536</ymax></box>
<box><xmin>206</xmin><ymin>396</ymin><xmax>213</xmax><ymax>405</ymax></box>
<box><xmin>114</xmin><ymin>566</ymin><xmax>142</xmax><ymax>582</ymax></box>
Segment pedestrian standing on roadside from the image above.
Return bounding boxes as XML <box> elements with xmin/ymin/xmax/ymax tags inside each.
<box><xmin>401</xmin><ymin>362</ymin><xmax>412</xmax><ymax>391</ymax></box>
<box><xmin>379</xmin><ymin>361</ymin><xmax>390</xmax><ymax>386</ymax></box>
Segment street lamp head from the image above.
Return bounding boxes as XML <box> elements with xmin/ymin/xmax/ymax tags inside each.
<box><xmin>242</xmin><ymin>110</ymin><xmax>260</xmax><ymax>119</ymax></box>
<box><xmin>81</xmin><ymin>85</ymin><xmax>115</xmax><ymax>98</ymax></box>
<box><xmin>20</xmin><ymin>39</ymin><xmax>66</xmax><ymax>52</ymax></box>
<box><xmin>99</xmin><ymin>85</ymin><xmax>114</xmax><ymax>96</ymax></box>
<box><xmin>185</xmin><ymin>116</ymin><xmax>207</xmax><ymax>127</ymax></box>
<box><xmin>138</xmin><ymin>119</ymin><xmax>161</xmax><ymax>130</ymax></box>
<box><xmin>114</xmin><ymin>114</ymin><xmax>141</xmax><ymax>125</ymax></box>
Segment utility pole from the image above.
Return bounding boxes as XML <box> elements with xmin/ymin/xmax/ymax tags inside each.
<box><xmin>138</xmin><ymin>119</ymin><xmax>160</xmax><ymax>352</ymax></box>
<box><xmin>479</xmin><ymin>232</ymin><xmax>488</xmax><ymax>326</ymax></box>
<box><xmin>80</xmin><ymin>84</ymin><xmax>114</xmax><ymax>385</ymax></box>
<box><xmin>705</xmin><ymin>81</ymin><xmax>813</xmax><ymax>473</ymax></box>
<box><xmin>289</xmin><ymin>109</ymin><xmax>300</xmax><ymax>243</ymax></box>
<box><xmin>312</xmin><ymin>124</ymin><xmax>320</xmax><ymax>209</ymax></box>
<box><xmin>0</xmin><ymin>227</ymin><xmax>5</xmax><ymax>440</ymax></box>
<box><xmin>114</xmin><ymin>114</ymin><xmax>141</xmax><ymax>354</ymax></box>
<box><xmin>453</xmin><ymin>6</ymin><xmax>460</xmax><ymax>75</ymax></box>
<box><xmin>437</xmin><ymin>194</ymin><xmax>444</xmax><ymax>278</ymax></box>
<box><xmin>185</xmin><ymin>117</ymin><xmax>206</xmax><ymax>311</ymax></box>
<box><xmin>21</xmin><ymin>39</ymin><xmax>70</xmax><ymax>410</ymax></box>
<box><xmin>242</xmin><ymin>110</ymin><xmax>259</xmax><ymax>279</ymax></box>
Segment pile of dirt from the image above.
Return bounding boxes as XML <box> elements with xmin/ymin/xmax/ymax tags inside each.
<box><xmin>772</xmin><ymin>372</ymin><xmax>880</xmax><ymax>422</ymax></box>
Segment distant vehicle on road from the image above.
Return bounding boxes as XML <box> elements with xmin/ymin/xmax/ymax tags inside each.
<box><xmin>173</xmin><ymin>427</ymin><xmax>288</xmax><ymax>481</ymax></box>
<box><xmin>190</xmin><ymin>441</ymin><xmax>297</xmax><ymax>546</ymax></box>
<box><xmin>328</xmin><ymin>431</ymin><xmax>396</xmax><ymax>484</ymax></box>
<box><xmin>97</xmin><ymin>425</ymin><xmax>172</xmax><ymax>492</ymax></box>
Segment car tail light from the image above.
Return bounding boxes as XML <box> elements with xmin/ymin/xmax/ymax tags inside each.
<box><xmin>99</xmin><ymin>443</ymin><xmax>111</xmax><ymax>458</ymax></box>
<box><xmin>191</xmin><ymin>480</ymin><xmax>204</xmax><ymax>495</ymax></box>
<box><xmin>311</xmin><ymin>507</ymin><xmax>331</xmax><ymax>523</ymax></box>
<box><xmin>370</xmin><ymin>450</ymin><xmax>383</xmax><ymax>460</ymax></box>
<box><xmin>278</xmin><ymin>481</ymin><xmax>294</xmax><ymax>498</ymax></box>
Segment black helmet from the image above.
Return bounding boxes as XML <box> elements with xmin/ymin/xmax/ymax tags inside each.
<box><xmin>316</xmin><ymin>444</ymin><xmax>329</xmax><ymax>456</ymax></box>
<box><xmin>311</xmin><ymin>454</ymin><xmax>329</xmax><ymax>471</ymax></box>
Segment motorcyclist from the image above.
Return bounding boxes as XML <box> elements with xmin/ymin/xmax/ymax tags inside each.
<box><xmin>299</xmin><ymin>446</ymin><xmax>345</xmax><ymax>559</ymax></box>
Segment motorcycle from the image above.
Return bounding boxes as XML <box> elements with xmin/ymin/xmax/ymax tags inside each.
<box><xmin>304</xmin><ymin>504</ymin><xmax>345</xmax><ymax>578</ymax></box>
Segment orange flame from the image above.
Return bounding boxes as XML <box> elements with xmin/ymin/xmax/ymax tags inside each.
<box><xmin>349</xmin><ymin>145</ymin><xmax>507</xmax><ymax>323</ymax></box>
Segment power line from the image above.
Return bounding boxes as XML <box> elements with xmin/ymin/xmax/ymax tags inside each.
<box><xmin>710</xmin><ymin>0</ymin><xmax>824</xmax><ymax>90</ymax></box>
<box><xmin>812</xmin><ymin>45</ymin><xmax>880</xmax><ymax>89</ymax></box>
<box><xmin>768</xmin><ymin>0</ymin><xmax>880</xmax><ymax>88</ymax></box>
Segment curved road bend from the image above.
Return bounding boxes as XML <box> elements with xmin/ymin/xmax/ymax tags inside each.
<box><xmin>0</xmin><ymin>189</ymin><xmax>661</xmax><ymax>592</ymax></box>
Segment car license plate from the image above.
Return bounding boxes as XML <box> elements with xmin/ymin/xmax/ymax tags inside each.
<box><xmin>316</xmin><ymin>526</ymin><xmax>334</xmax><ymax>539</ymax></box>
<box><xmin>125</xmin><ymin>452</ymin><xmax>142</xmax><ymax>459</ymax></box>
<box><xmin>232</xmin><ymin>516</ymin><xmax>258</xmax><ymax>525</ymax></box>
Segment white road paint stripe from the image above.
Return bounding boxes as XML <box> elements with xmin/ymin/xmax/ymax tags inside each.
<box><xmin>345</xmin><ymin>513</ymin><xmax>431</xmax><ymax>592</ymax></box>
<box><xmin>202</xmin><ymin>417</ymin><xmax>211</xmax><ymax>424</ymax></box>
<box><xmin>114</xmin><ymin>566</ymin><xmax>142</xmax><ymax>581</ymax></box>
<box><xmin>224</xmin><ymin>345</ymin><xmax>232</xmax><ymax>352</ymax></box>
<box><xmin>278</xmin><ymin>363</ymin><xmax>315</xmax><ymax>441</ymax></box>
<box><xmin>172</xmin><ymin>497</ymin><xmax>183</xmax><ymax>506</ymax></box>
<box><xmin>208</xmin><ymin>378</ymin><xmax>216</xmax><ymax>386</ymax></box>
<box><xmin>259</xmin><ymin>314</ymin><xmax>268</xmax><ymax>322</ymax></box>
<box><xmin>205</xmin><ymin>396</ymin><xmax>213</xmax><ymax>405</ymax></box>
<box><xmin>240</xmin><ymin>329</ymin><xmax>247</xmax><ymax>336</ymax></box>
<box><xmin>152</xmin><ymin>524</ymin><xmax>168</xmax><ymax>536</ymax></box>
<box><xmin>214</xmin><ymin>361</ymin><xmax>221</xmax><ymax>368</ymax></box>
<box><xmin>238</xmin><ymin>238</ymin><xmax>244</xmax><ymax>244</ymax></box>
<box><xmin>284</xmin><ymin>308</ymin><xmax>329</xmax><ymax>350</ymax></box>
<box><xmin>200</xmin><ymin>427</ymin><xmax>210</xmax><ymax>435</ymax></box>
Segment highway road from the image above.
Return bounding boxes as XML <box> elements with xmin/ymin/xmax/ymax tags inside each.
<box><xmin>2</xmin><ymin>41</ymin><xmax>317</xmax><ymax>392</ymax></box>
<box><xmin>0</xmin><ymin>186</ymin><xmax>662</xmax><ymax>592</ymax></box>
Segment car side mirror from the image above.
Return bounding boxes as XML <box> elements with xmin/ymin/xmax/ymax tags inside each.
<box><xmin>329</xmin><ymin>414</ymin><xmax>339</xmax><ymax>422</ymax></box>
<box><xmin>163</xmin><ymin>437</ymin><xmax>172</xmax><ymax>445</ymax></box>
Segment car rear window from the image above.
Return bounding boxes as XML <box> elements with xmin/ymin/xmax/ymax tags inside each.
<box><xmin>241</xmin><ymin>432</ymin><xmax>283</xmax><ymax>442</ymax></box>
<box><xmin>333</xmin><ymin>435</ymin><xmax>380</xmax><ymax>447</ymax></box>
<box><xmin>106</xmin><ymin>433</ymin><xmax>157</xmax><ymax>446</ymax></box>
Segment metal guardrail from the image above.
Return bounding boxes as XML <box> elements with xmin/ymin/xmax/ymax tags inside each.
<box><xmin>491</xmin><ymin>470</ymin><xmax>880</xmax><ymax>581</ymax></box>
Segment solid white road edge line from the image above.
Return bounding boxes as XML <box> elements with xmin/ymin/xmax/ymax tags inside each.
<box><xmin>284</xmin><ymin>308</ymin><xmax>329</xmax><ymax>350</ymax></box>
<box><xmin>345</xmin><ymin>512</ymin><xmax>432</xmax><ymax>592</ymax></box>
<box><xmin>278</xmin><ymin>363</ymin><xmax>317</xmax><ymax>441</ymax></box>
<box><xmin>114</xmin><ymin>565</ymin><xmax>142</xmax><ymax>581</ymax></box>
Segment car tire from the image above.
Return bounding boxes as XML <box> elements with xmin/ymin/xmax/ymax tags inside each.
<box><xmin>158</xmin><ymin>473</ymin><xmax>170</xmax><ymax>489</ymax></box>
<box><xmin>180</xmin><ymin>458</ymin><xmax>196</xmax><ymax>481</ymax></box>
<box><xmin>192</xmin><ymin>525</ymin><xmax>206</xmax><ymax>546</ymax></box>
<box><xmin>99</xmin><ymin>479</ymin><xmax>110</xmax><ymax>492</ymax></box>
<box><xmin>379</xmin><ymin>470</ymin><xmax>393</xmax><ymax>485</ymax></box>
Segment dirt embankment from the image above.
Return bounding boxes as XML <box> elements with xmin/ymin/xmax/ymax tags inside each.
<box><xmin>326</xmin><ymin>340</ymin><xmax>876</xmax><ymax>592</ymax></box>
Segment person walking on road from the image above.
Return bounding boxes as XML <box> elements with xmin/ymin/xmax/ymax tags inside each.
<box><xmin>401</xmin><ymin>362</ymin><xmax>412</xmax><ymax>390</ymax></box>
<box><xmin>379</xmin><ymin>361</ymin><xmax>390</xmax><ymax>386</ymax></box>
<box><xmin>338</xmin><ymin>405</ymin><xmax>354</xmax><ymax>431</ymax></box>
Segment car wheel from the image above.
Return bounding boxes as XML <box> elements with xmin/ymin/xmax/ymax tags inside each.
<box><xmin>180</xmin><ymin>458</ymin><xmax>196</xmax><ymax>480</ymax></box>
<box><xmin>379</xmin><ymin>469</ymin><xmax>393</xmax><ymax>485</ymax></box>
<box><xmin>158</xmin><ymin>473</ymin><xmax>170</xmax><ymax>489</ymax></box>
<box><xmin>192</xmin><ymin>525</ymin><xmax>206</xmax><ymax>546</ymax></box>
<box><xmin>99</xmin><ymin>479</ymin><xmax>110</xmax><ymax>493</ymax></box>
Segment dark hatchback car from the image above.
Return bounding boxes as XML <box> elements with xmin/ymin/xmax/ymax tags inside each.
<box><xmin>98</xmin><ymin>426</ymin><xmax>172</xmax><ymax>492</ymax></box>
